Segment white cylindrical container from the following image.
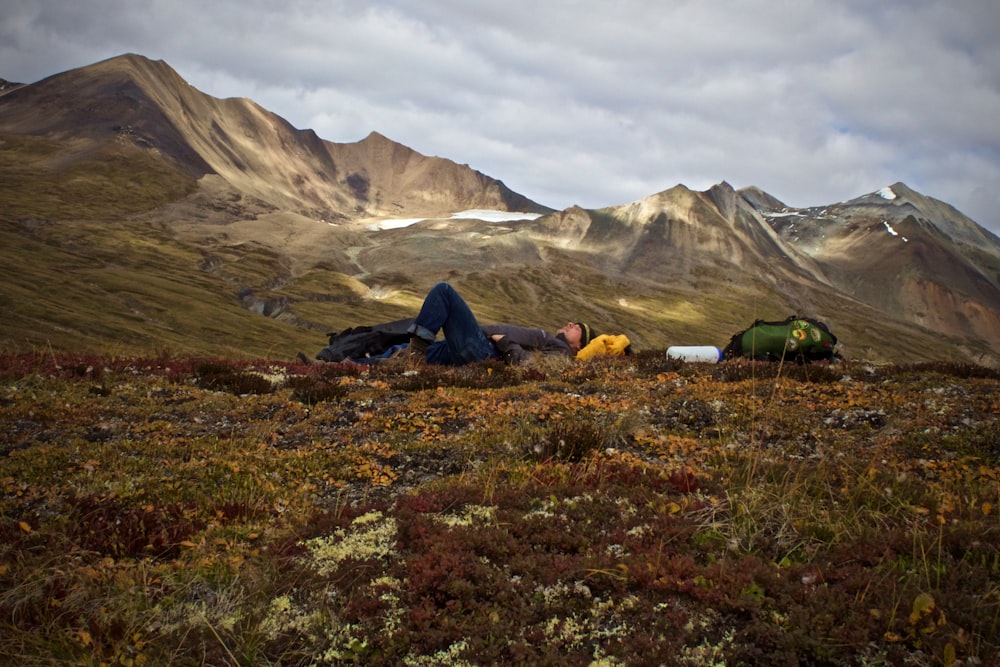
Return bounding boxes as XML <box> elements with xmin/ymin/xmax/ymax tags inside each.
<box><xmin>666</xmin><ymin>346</ymin><xmax>723</xmax><ymax>363</ymax></box>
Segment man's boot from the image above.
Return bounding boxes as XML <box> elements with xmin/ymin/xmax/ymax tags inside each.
<box><xmin>385</xmin><ymin>336</ymin><xmax>430</xmax><ymax>367</ymax></box>
<box><xmin>407</xmin><ymin>336</ymin><xmax>430</xmax><ymax>359</ymax></box>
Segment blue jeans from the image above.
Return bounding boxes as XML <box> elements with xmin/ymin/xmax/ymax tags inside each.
<box><xmin>409</xmin><ymin>282</ymin><xmax>499</xmax><ymax>365</ymax></box>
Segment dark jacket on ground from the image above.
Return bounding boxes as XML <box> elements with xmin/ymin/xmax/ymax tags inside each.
<box><xmin>481</xmin><ymin>324</ymin><xmax>572</xmax><ymax>365</ymax></box>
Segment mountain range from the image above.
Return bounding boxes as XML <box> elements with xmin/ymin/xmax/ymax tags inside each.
<box><xmin>3</xmin><ymin>53</ymin><xmax>1000</xmax><ymax>366</ymax></box>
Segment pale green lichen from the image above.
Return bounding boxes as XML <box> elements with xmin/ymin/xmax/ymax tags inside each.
<box><xmin>678</xmin><ymin>609</ymin><xmax>733</xmax><ymax>666</ymax></box>
<box><xmin>258</xmin><ymin>594</ymin><xmax>323</xmax><ymax>641</ymax></box>
<box><xmin>304</xmin><ymin>536</ymin><xmax>408</xmax><ymax>663</ymax></box>
<box><xmin>252</xmin><ymin>366</ymin><xmax>288</xmax><ymax>386</ymax></box>
<box><xmin>316</xmin><ymin>625</ymin><xmax>368</xmax><ymax>664</ymax></box>
<box><xmin>530</xmin><ymin>593</ymin><xmax>639</xmax><ymax>657</ymax></box>
<box><xmin>434</xmin><ymin>504</ymin><xmax>497</xmax><ymax>528</ymax></box>
<box><xmin>402</xmin><ymin>639</ymin><xmax>474</xmax><ymax>666</ymax></box>
<box><xmin>371</xmin><ymin>575</ymin><xmax>405</xmax><ymax>634</ymax></box>
<box><xmin>625</xmin><ymin>523</ymin><xmax>651</xmax><ymax>538</ymax></box>
<box><xmin>304</xmin><ymin>510</ymin><xmax>398</xmax><ymax>576</ymax></box>
<box><xmin>615</xmin><ymin>495</ymin><xmax>639</xmax><ymax>518</ymax></box>
<box><xmin>678</xmin><ymin>626</ymin><xmax>734</xmax><ymax>666</ymax></box>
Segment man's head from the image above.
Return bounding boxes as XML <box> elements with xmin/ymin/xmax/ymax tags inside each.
<box><xmin>557</xmin><ymin>321</ymin><xmax>596</xmax><ymax>352</ymax></box>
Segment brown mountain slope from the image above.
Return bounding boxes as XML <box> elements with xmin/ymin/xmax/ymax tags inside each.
<box><xmin>0</xmin><ymin>78</ymin><xmax>26</xmax><ymax>96</ymax></box>
<box><xmin>329</xmin><ymin>131</ymin><xmax>548</xmax><ymax>219</ymax></box>
<box><xmin>515</xmin><ymin>184</ymin><xmax>1000</xmax><ymax>364</ymax></box>
<box><xmin>755</xmin><ymin>182</ymin><xmax>1000</xmax><ymax>356</ymax></box>
<box><xmin>0</xmin><ymin>53</ymin><xmax>550</xmax><ymax>222</ymax></box>
<box><xmin>0</xmin><ymin>54</ymin><xmax>215</xmax><ymax>177</ymax></box>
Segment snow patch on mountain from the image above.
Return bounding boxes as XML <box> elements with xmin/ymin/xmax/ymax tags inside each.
<box><xmin>878</xmin><ymin>186</ymin><xmax>897</xmax><ymax>200</ymax></box>
<box><xmin>365</xmin><ymin>210</ymin><xmax>543</xmax><ymax>231</ymax></box>
<box><xmin>883</xmin><ymin>220</ymin><xmax>908</xmax><ymax>242</ymax></box>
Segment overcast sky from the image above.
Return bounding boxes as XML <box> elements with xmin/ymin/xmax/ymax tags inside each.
<box><xmin>3</xmin><ymin>0</ymin><xmax>999</xmax><ymax>233</ymax></box>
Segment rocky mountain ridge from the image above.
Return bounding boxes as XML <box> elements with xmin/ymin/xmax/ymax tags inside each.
<box><xmin>752</xmin><ymin>182</ymin><xmax>1000</xmax><ymax>350</ymax></box>
<box><xmin>0</xmin><ymin>54</ymin><xmax>548</xmax><ymax>222</ymax></box>
<box><xmin>2</xmin><ymin>53</ymin><xmax>999</xmax><ymax>366</ymax></box>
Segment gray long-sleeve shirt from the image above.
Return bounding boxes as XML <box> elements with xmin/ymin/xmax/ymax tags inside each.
<box><xmin>481</xmin><ymin>324</ymin><xmax>572</xmax><ymax>365</ymax></box>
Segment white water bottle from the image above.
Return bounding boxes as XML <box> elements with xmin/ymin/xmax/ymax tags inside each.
<box><xmin>666</xmin><ymin>346</ymin><xmax>723</xmax><ymax>363</ymax></box>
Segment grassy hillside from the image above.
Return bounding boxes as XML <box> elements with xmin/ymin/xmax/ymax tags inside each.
<box><xmin>0</xmin><ymin>131</ymin><xmax>322</xmax><ymax>359</ymax></box>
<box><xmin>1</xmin><ymin>352</ymin><xmax>998</xmax><ymax>665</ymax></box>
<box><xmin>0</xmin><ymin>134</ymin><xmax>197</xmax><ymax>220</ymax></box>
<box><xmin>0</xmin><ymin>219</ymin><xmax>322</xmax><ymax>359</ymax></box>
<box><xmin>4</xmin><ymin>206</ymin><xmax>986</xmax><ymax>368</ymax></box>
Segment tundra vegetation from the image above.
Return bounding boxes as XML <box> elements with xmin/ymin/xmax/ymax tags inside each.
<box><xmin>1</xmin><ymin>351</ymin><xmax>998</xmax><ymax>666</ymax></box>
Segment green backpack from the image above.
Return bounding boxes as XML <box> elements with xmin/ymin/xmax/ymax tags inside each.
<box><xmin>722</xmin><ymin>316</ymin><xmax>839</xmax><ymax>363</ymax></box>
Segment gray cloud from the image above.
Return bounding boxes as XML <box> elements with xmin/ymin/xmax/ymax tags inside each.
<box><xmin>3</xmin><ymin>0</ymin><xmax>999</xmax><ymax>233</ymax></box>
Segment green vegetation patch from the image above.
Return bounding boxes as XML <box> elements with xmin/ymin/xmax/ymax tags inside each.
<box><xmin>0</xmin><ymin>134</ymin><xmax>197</xmax><ymax>220</ymax></box>
<box><xmin>0</xmin><ymin>220</ymin><xmax>319</xmax><ymax>358</ymax></box>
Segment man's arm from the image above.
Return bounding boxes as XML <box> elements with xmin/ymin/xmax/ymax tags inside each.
<box><xmin>483</xmin><ymin>324</ymin><xmax>571</xmax><ymax>364</ymax></box>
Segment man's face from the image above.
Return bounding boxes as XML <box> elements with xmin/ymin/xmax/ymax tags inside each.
<box><xmin>558</xmin><ymin>322</ymin><xmax>583</xmax><ymax>351</ymax></box>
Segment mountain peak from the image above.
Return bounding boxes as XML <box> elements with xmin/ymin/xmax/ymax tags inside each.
<box><xmin>0</xmin><ymin>54</ymin><xmax>551</xmax><ymax>221</ymax></box>
<box><xmin>885</xmin><ymin>181</ymin><xmax>915</xmax><ymax>198</ymax></box>
<box><xmin>737</xmin><ymin>186</ymin><xmax>788</xmax><ymax>212</ymax></box>
<box><xmin>70</xmin><ymin>53</ymin><xmax>183</xmax><ymax>89</ymax></box>
<box><xmin>705</xmin><ymin>181</ymin><xmax>742</xmax><ymax>221</ymax></box>
<box><xmin>95</xmin><ymin>52</ymin><xmax>161</xmax><ymax>68</ymax></box>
